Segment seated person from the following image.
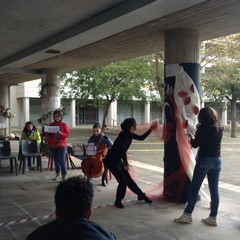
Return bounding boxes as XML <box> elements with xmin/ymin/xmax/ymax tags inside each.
<box><xmin>26</xmin><ymin>176</ymin><xmax>117</xmax><ymax>240</ymax></box>
<box><xmin>88</xmin><ymin>123</ymin><xmax>113</xmax><ymax>186</ymax></box>
<box><xmin>21</xmin><ymin>121</ymin><xmax>41</xmax><ymax>170</ymax></box>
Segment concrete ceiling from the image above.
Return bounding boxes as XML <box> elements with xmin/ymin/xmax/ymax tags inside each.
<box><xmin>1</xmin><ymin>0</ymin><xmax>240</xmax><ymax>85</ymax></box>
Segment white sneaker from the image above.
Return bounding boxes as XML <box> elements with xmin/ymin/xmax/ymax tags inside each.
<box><xmin>174</xmin><ymin>214</ymin><xmax>193</xmax><ymax>224</ymax></box>
<box><xmin>201</xmin><ymin>216</ymin><xmax>217</xmax><ymax>226</ymax></box>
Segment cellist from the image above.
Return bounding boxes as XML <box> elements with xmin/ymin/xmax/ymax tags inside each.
<box><xmin>87</xmin><ymin>123</ymin><xmax>113</xmax><ymax>186</ymax></box>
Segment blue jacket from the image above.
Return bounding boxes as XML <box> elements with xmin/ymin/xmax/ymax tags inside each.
<box><xmin>88</xmin><ymin>134</ymin><xmax>113</xmax><ymax>149</ymax></box>
<box><xmin>26</xmin><ymin>217</ymin><xmax>117</xmax><ymax>240</ymax></box>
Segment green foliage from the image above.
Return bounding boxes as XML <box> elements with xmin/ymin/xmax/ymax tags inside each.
<box><xmin>201</xmin><ymin>34</ymin><xmax>240</xmax><ymax>105</ymax></box>
<box><xmin>60</xmin><ymin>54</ymin><xmax>164</xmax><ymax>126</ymax></box>
<box><xmin>38</xmin><ymin>106</ymin><xmax>66</xmax><ymax>124</ymax></box>
<box><xmin>39</xmin><ymin>83</ymin><xmax>59</xmax><ymax>98</ymax></box>
<box><xmin>60</xmin><ymin>54</ymin><xmax>163</xmax><ymax>105</ymax></box>
<box><xmin>40</xmin><ymin>134</ymin><xmax>49</xmax><ymax>157</ymax></box>
<box><xmin>201</xmin><ymin>33</ymin><xmax>240</xmax><ymax>136</ymax></box>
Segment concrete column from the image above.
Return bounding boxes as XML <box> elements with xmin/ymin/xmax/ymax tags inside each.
<box><xmin>0</xmin><ymin>84</ymin><xmax>9</xmax><ymax>136</ymax></box>
<box><xmin>0</xmin><ymin>84</ymin><xmax>8</xmax><ymax>106</ymax></box>
<box><xmin>144</xmin><ymin>102</ymin><xmax>150</xmax><ymax>124</ymax></box>
<box><xmin>165</xmin><ymin>29</ymin><xmax>200</xmax><ymax>64</ymax></box>
<box><xmin>222</xmin><ymin>108</ymin><xmax>227</xmax><ymax>126</ymax></box>
<box><xmin>165</xmin><ymin>29</ymin><xmax>200</xmax><ymax>92</ymax></box>
<box><xmin>22</xmin><ymin>97</ymin><xmax>30</xmax><ymax>126</ymax></box>
<box><xmin>40</xmin><ymin>69</ymin><xmax>60</xmax><ymax>124</ymax></box>
<box><xmin>107</xmin><ymin>101</ymin><xmax>118</xmax><ymax>126</ymax></box>
<box><xmin>70</xmin><ymin>99</ymin><xmax>76</xmax><ymax>128</ymax></box>
<box><xmin>163</xmin><ymin>29</ymin><xmax>200</xmax><ymax>203</ymax></box>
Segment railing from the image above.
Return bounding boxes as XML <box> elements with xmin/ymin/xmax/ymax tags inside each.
<box><xmin>104</xmin><ymin>117</ymin><xmax>164</xmax><ymax>133</ymax></box>
<box><xmin>104</xmin><ymin>118</ymin><xmax>120</xmax><ymax>133</ymax></box>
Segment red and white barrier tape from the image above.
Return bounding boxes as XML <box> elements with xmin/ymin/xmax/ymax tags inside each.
<box><xmin>0</xmin><ymin>199</ymin><xmax>138</xmax><ymax>227</ymax></box>
<box><xmin>0</xmin><ymin>213</ymin><xmax>56</xmax><ymax>227</ymax></box>
<box><xmin>1</xmin><ymin>176</ymin><xmax>153</xmax><ymax>227</ymax></box>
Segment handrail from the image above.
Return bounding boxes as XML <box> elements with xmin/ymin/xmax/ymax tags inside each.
<box><xmin>104</xmin><ymin>118</ymin><xmax>120</xmax><ymax>133</ymax></box>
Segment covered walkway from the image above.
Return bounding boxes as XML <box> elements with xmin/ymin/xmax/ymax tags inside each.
<box><xmin>0</xmin><ymin>128</ymin><xmax>239</xmax><ymax>239</ymax></box>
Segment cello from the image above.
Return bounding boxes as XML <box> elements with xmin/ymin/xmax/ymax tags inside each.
<box><xmin>81</xmin><ymin>139</ymin><xmax>108</xmax><ymax>178</ymax></box>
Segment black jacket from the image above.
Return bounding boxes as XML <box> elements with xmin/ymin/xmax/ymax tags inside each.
<box><xmin>105</xmin><ymin>129</ymin><xmax>152</xmax><ymax>166</ymax></box>
<box><xmin>191</xmin><ymin>125</ymin><xmax>223</xmax><ymax>157</ymax></box>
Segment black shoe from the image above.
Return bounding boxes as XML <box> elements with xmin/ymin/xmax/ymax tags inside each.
<box><xmin>102</xmin><ymin>180</ymin><xmax>106</xmax><ymax>187</ymax></box>
<box><xmin>114</xmin><ymin>199</ymin><xmax>124</xmax><ymax>208</ymax></box>
<box><xmin>138</xmin><ymin>193</ymin><xmax>152</xmax><ymax>203</ymax></box>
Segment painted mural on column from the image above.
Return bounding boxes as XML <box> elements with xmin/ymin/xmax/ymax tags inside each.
<box><xmin>163</xmin><ymin>63</ymin><xmax>200</xmax><ymax>203</ymax></box>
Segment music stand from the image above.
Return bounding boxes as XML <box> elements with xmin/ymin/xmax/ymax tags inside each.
<box><xmin>73</xmin><ymin>143</ymin><xmax>100</xmax><ymax>192</ymax></box>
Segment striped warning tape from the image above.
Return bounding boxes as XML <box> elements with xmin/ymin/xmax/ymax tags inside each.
<box><xmin>0</xmin><ymin>175</ymin><xmax>154</xmax><ymax>227</ymax></box>
<box><xmin>0</xmin><ymin>199</ymin><xmax>138</xmax><ymax>227</ymax></box>
<box><xmin>0</xmin><ymin>213</ymin><xmax>56</xmax><ymax>227</ymax></box>
<box><xmin>135</xmin><ymin>177</ymin><xmax>159</xmax><ymax>186</ymax></box>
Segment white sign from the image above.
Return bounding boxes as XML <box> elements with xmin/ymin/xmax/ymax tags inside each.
<box><xmin>44</xmin><ymin>126</ymin><xmax>59</xmax><ymax>133</ymax></box>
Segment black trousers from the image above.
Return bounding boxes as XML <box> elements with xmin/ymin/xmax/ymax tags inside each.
<box><xmin>101</xmin><ymin>163</ymin><xmax>108</xmax><ymax>182</ymax></box>
<box><xmin>108</xmin><ymin>161</ymin><xmax>143</xmax><ymax>200</ymax></box>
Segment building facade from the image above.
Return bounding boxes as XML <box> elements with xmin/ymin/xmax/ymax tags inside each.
<box><xmin>10</xmin><ymin>80</ymin><xmax>163</xmax><ymax>129</ymax></box>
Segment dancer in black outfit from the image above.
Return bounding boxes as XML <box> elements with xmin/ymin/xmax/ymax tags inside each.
<box><xmin>104</xmin><ymin>118</ymin><xmax>158</xmax><ymax>208</ymax></box>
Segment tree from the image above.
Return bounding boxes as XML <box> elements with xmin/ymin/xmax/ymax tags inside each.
<box><xmin>201</xmin><ymin>34</ymin><xmax>240</xmax><ymax>137</ymax></box>
<box><xmin>60</xmin><ymin>55</ymin><xmax>163</xmax><ymax>128</ymax></box>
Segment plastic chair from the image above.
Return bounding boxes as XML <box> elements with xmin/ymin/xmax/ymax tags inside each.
<box><xmin>19</xmin><ymin>140</ymin><xmax>42</xmax><ymax>174</ymax></box>
<box><xmin>0</xmin><ymin>140</ymin><xmax>18</xmax><ymax>175</ymax></box>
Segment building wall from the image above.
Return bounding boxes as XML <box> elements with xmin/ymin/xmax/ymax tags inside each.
<box><xmin>10</xmin><ymin>80</ymin><xmax>163</xmax><ymax>128</ymax></box>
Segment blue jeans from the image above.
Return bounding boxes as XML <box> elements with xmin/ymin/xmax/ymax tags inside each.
<box><xmin>49</xmin><ymin>147</ymin><xmax>67</xmax><ymax>175</ymax></box>
<box><xmin>185</xmin><ymin>156</ymin><xmax>221</xmax><ymax>217</ymax></box>
<box><xmin>27</xmin><ymin>156</ymin><xmax>32</xmax><ymax>167</ymax></box>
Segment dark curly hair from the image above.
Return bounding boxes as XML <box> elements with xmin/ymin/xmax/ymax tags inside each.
<box><xmin>198</xmin><ymin>107</ymin><xmax>220</xmax><ymax>133</ymax></box>
<box><xmin>55</xmin><ymin>176</ymin><xmax>94</xmax><ymax>219</ymax></box>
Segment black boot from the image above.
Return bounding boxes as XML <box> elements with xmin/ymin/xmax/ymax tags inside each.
<box><xmin>101</xmin><ymin>168</ymin><xmax>108</xmax><ymax>186</ymax></box>
<box><xmin>114</xmin><ymin>199</ymin><xmax>124</xmax><ymax>208</ymax></box>
<box><xmin>138</xmin><ymin>193</ymin><xmax>152</xmax><ymax>203</ymax></box>
<box><xmin>102</xmin><ymin>179</ymin><xmax>106</xmax><ymax>187</ymax></box>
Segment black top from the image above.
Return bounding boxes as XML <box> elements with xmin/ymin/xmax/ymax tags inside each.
<box><xmin>26</xmin><ymin>217</ymin><xmax>116</xmax><ymax>240</ymax></box>
<box><xmin>105</xmin><ymin>129</ymin><xmax>152</xmax><ymax>165</ymax></box>
<box><xmin>191</xmin><ymin>125</ymin><xmax>224</xmax><ymax>157</ymax></box>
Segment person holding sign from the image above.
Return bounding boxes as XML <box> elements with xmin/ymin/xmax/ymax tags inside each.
<box><xmin>45</xmin><ymin>110</ymin><xmax>70</xmax><ymax>181</ymax></box>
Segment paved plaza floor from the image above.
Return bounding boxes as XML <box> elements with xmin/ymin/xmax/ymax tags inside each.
<box><xmin>0</xmin><ymin>127</ymin><xmax>240</xmax><ymax>239</ymax></box>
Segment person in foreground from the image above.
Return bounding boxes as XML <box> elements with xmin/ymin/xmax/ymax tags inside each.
<box><xmin>45</xmin><ymin>110</ymin><xmax>70</xmax><ymax>181</ymax></box>
<box><xmin>104</xmin><ymin>118</ymin><xmax>158</xmax><ymax>208</ymax></box>
<box><xmin>174</xmin><ymin>107</ymin><xmax>223</xmax><ymax>226</ymax></box>
<box><xmin>26</xmin><ymin>176</ymin><xmax>117</xmax><ymax>240</ymax></box>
